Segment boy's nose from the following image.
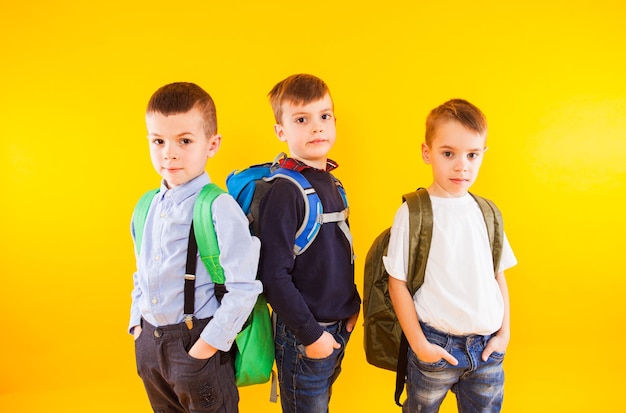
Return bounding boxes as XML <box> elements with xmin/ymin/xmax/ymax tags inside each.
<box><xmin>311</xmin><ymin>123</ymin><xmax>323</xmax><ymax>134</ymax></box>
<box><xmin>454</xmin><ymin>159</ymin><xmax>468</xmax><ymax>171</ymax></box>
<box><xmin>163</xmin><ymin>145</ymin><xmax>179</xmax><ymax>160</ymax></box>
<box><xmin>165</xmin><ymin>152</ymin><xmax>179</xmax><ymax>160</ymax></box>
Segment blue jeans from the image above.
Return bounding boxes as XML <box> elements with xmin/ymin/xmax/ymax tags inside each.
<box><xmin>403</xmin><ymin>323</ymin><xmax>505</xmax><ymax>413</ymax></box>
<box><xmin>274</xmin><ymin>318</ymin><xmax>351</xmax><ymax>413</ymax></box>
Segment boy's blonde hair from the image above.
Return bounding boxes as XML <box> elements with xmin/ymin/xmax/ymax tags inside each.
<box><xmin>268</xmin><ymin>74</ymin><xmax>332</xmax><ymax>123</ymax></box>
<box><xmin>425</xmin><ymin>99</ymin><xmax>487</xmax><ymax>145</ymax></box>
<box><xmin>147</xmin><ymin>82</ymin><xmax>217</xmax><ymax>137</ymax></box>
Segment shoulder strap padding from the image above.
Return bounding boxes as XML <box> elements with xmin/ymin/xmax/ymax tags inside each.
<box><xmin>248</xmin><ymin>179</ymin><xmax>271</xmax><ymax>236</ymax></box>
<box><xmin>403</xmin><ymin>188</ymin><xmax>433</xmax><ymax>296</ymax></box>
<box><xmin>469</xmin><ymin>193</ymin><xmax>504</xmax><ymax>274</ymax></box>
<box><xmin>265</xmin><ymin>168</ymin><xmax>322</xmax><ymax>255</ymax></box>
<box><xmin>131</xmin><ymin>188</ymin><xmax>160</xmax><ymax>255</ymax></box>
<box><xmin>331</xmin><ymin>175</ymin><xmax>349</xmax><ymax>211</ymax></box>
<box><xmin>193</xmin><ymin>183</ymin><xmax>227</xmax><ymax>284</ymax></box>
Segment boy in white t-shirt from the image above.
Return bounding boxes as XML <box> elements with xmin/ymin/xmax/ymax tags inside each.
<box><xmin>384</xmin><ymin>99</ymin><xmax>517</xmax><ymax>413</ymax></box>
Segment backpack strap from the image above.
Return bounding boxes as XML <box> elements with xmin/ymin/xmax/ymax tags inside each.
<box><xmin>469</xmin><ymin>193</ymin><xmax>504</xmax><ymax>273</ymax></box>
<box><xmin>330</xmin><ymin>175</ymin><xmax>353</xmax><ymax>262</ymax></box>
<box><xmin>332</xmin><ymin>175</ymin><xmax>349</xmax><ymax>212</ymax></box>
<box><xmin>404</xmin><ymin>188</ymin><xmax>433</xmax><ymax>296</ymax></box>
<box><xmin>192</xmin><ymin>183</ymin><xmax>227</xmax><ymax>285</ymax></box>
<box><xmin>181</xmin><ymin>183</ymin><xmax>228</xmax><ymax>328</ymax></box>
<box><xmin>131</xmin><ymin>188</ymin><xmax>160</xmax><ymax>255</ymax></box>
<box><xmin>395</xmin><ymin>187</ymin><xmax>433</xmax><ymax>406</ymax></box>
<box><xmin>265</xmin><ymin>168</ymin><xmax>352</xmax><ymax>256</ymax></box>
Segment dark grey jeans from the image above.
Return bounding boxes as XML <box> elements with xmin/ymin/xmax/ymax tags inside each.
<box><xmin>135</xmin><ymin>317</ymin><xmax>239</xmax><ymax>413</ymax></box>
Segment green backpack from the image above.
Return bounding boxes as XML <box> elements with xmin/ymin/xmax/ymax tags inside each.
<box><xmin>132</xmin><ymin>183</ymin><xmax>275</xmax><ymax>388</ymax></box>
<box><xmin>362</xmin><ymin>188</ymin><xmax>503</xmax><ymax>405</ymax></box>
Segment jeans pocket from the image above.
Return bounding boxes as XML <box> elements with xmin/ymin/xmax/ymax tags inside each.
<box><xmin>488</xmin><ymin>350</ymin><xmax>505</xmax><ymax>361</ymax></box>
<box><xmin>414</xmin><ymin>355</ymin><xmax>449</xmax><ymax>372</ymax></box>
<box><xmin>412</xmin><ymin>331</ymin><xmax>451</xmax><ymax>372</ymax></box>
<box><xmin>177</xmin><ymin>339</ymin><xmax>217</xmax><ymax>367</ymax></box>
<box><xmin>298</xmin><ymin>348</ymin><xmax>340</xmax><ymax>377</ymax></box>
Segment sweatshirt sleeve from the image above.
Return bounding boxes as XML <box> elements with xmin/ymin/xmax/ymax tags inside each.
<box><xmin>257</xmin><ymin>180</ymin><xmax>324</xmax><ymax>346</ymax></box>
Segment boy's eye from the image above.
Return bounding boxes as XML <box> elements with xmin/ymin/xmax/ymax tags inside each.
<box><xmin>181</xmin><ymin>138</ymin><xmax>192</xmax><ymax>144</ymax></box>
<box><xmin>468</xmin><ymin>153</ymin><xmax>479</xmax><ymax>159</ymax></box>
<box><xmin>295</xmin><ymin>117</ymin><xmax>306</xmax><ymax>124</ymax></box>
<box><xmin>152</xmin><ymin>138</ymin><xmax>164</xmax><ymax>145</ymax></box>
<box><xmin>443</xmin><ymin>151</ymin><xmax>453</xmax><ymax>157</ymax></box>
<box><xmin>321</xmin><ymin>113</ymin><xmax>332</xmax><ymax>120</ymax></box>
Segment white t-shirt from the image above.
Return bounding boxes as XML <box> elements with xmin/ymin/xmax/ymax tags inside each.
<box><xmin>383</xmin><ymin>193</ymin><xmax>517</xmax><ymax>336</ymax></box>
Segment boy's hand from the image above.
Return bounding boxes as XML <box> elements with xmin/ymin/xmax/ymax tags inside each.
<box><xmin>305</xmin><ymin>331</ymin><xmax>340</xmax><ymax>359</ymax></box>
<box><xmin>346</xmin><ymin>310</ymin><xmax>360</xmax><ymax>333</ymax></box>
<box><xmin>482</xmin><ymin>333</ymin><xmax>509</xmax><ymax>361</ymax></box>
<box><xmin>414</xmin><ymin>341</ymin><xmax>458</xmax><ymax>366</ymax></box>
<box><xmin>133</xmin><ymin>325</ymin><xmax>142</xmax><ymax>340</ymax></box>
<box><xmin>188</xmin><ymin>337</ymin><xmax>218</xmax><ymax>360</ymax></box>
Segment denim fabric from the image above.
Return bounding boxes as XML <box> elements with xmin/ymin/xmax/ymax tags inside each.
<box><xmin>403</xmin><ymin>323</ymin><xmax>505</xmax><ymax>413</ymax></box>
<box><xmin>274</xmin><ymin>318</ymin><xmax>351</xmax><ymax>413</ymax></box>
<box><xmin>135</xmin><ymin>317</ymin><xmax>239</xmax><ymax>413</ymax></box>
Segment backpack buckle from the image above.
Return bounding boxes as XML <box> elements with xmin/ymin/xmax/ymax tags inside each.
<box><xmin>184</xmin><ymin>314</ymin><xmax>194</xmax><ymax>330</ymax></box>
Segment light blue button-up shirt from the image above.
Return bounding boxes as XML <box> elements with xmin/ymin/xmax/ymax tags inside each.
<box><xmin>129</xmin><ymin>172</ymin><xmax>262</xmax><ymax>351</ymax></box>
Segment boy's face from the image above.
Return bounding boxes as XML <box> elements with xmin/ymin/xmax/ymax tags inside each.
<box><xmin>422</xmin><ymin>120</ymin><xmax>486</xmax><ymax>198</ymax></box>
<box><xmin>274</xmin><ymin>93</ymin><xmax>336</xmax><ymax>170</ymax></box>
<box><xmin>146</xmin><ymin>107</ymin><xmax>220</xmax><ymax>189</ymax></box>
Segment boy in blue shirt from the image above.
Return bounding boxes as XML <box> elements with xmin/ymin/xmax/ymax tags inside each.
<box><xmin>129</xmin><ymin>82</ymin><xmax>262</xmax><ymax>413</ymax></box>
<box><xmin>385</xmin><ymin>99</ymin><xmax>517</xmax><ymax>413</ymax></box>
<box><xmin>257</xmin><ymin>74</ymin><xmax>361</xmax><ymax>413</ymax></box>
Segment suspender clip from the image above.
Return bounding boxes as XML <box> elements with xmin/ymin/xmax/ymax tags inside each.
<box><xmin>184</xmin><ymin>314</ymin><xmax>194</xmax><ymax>330</ymax></box>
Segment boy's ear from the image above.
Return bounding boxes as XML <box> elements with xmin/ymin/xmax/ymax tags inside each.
<box><xmin>274</xmin><ymin>124</ymin><xmax>287</xmax><ymax>142</ymax></box>
<box><xmin>207</xmin><ymin>134</ymin><xmax>221</xmax><ymax>158</ymax></box>
<box><xmin>421</xmin><ymin>142</ymin><xmax>431</xmax><ymax>164</ymax></box>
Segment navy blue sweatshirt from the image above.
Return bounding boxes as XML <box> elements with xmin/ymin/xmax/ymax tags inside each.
<box><xmin>257</xmin><ymin>164</ymin><xmax>361</xmax><ymax>346</ymax></box>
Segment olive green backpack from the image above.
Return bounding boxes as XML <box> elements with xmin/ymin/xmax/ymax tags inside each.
<box><xmin>362</xmin><ymin>188</ymin><xmax>504</xmax><ymax>406</ymax></box>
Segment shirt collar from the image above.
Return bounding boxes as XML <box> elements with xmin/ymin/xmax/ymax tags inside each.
<box><xmin>278</xmin><ymin>157</ymin><xmax>338</xmax><ymax>172</ymax></box>
<box><xmin>158</xmin><ymin>172</ymin><xmax>211</xmax><ymax>204</ymax></box>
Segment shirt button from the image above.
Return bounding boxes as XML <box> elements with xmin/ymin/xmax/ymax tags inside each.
<box><xmin>152</xmin><ymin>297</ymin><xmax>158</xmax><ymax>304</ymax></box>
<box><xmin>154</xmin><ymin>255</ymin><xmax>160</xmax><ymax>262</ymax></box>
<box><xmin>160</xmin><ymin>212</ymin><xmax>166</xmax><ymax>218</ymax></box>
<box><xmin>154</xmin><ymin>329</ymin><xmax>163</xmax><ymax>338</ymax></box>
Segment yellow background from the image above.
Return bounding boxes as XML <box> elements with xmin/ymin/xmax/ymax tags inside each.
<box><xmin>1</xmin><ymin>0</ymin><xmax>624</xmax><ymax>412</ymax></box>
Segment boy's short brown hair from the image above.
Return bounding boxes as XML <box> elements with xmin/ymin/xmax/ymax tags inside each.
<box><xmin>425</xmin><ymin>99</ymin><xmax>487</xmax><ymax>145</ymax></box>
<box><xmin>147</xmin><ymin>82</ymin><xmax>217</xmax><ymax>137</ymax></box>
<box><xmin>268</xmin><ymin>74</ymin><xmax>332</xmax><ymax>123</ymax></box>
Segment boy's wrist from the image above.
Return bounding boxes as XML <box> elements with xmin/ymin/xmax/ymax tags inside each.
<box><xmin>410</xmin><ymin>336</ymin><xmax>432</xmax><ymax>353</ymax></box>
<box><xmin>494</xmin><ymin>328</ymin><xmax>510</xmax><ymax>342</ymax></box>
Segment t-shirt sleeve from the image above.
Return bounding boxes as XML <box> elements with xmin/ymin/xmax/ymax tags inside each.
<box><xmin>383</xmin><ymin>202</ymin><xmax>410</xmax><ymax>281</ymax></box>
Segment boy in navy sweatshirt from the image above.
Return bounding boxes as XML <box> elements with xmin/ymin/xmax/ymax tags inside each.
<box><xmin>257</xmin><ymin>74</ymin><xmax>361</xmax><ymax>413</ymax></box>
